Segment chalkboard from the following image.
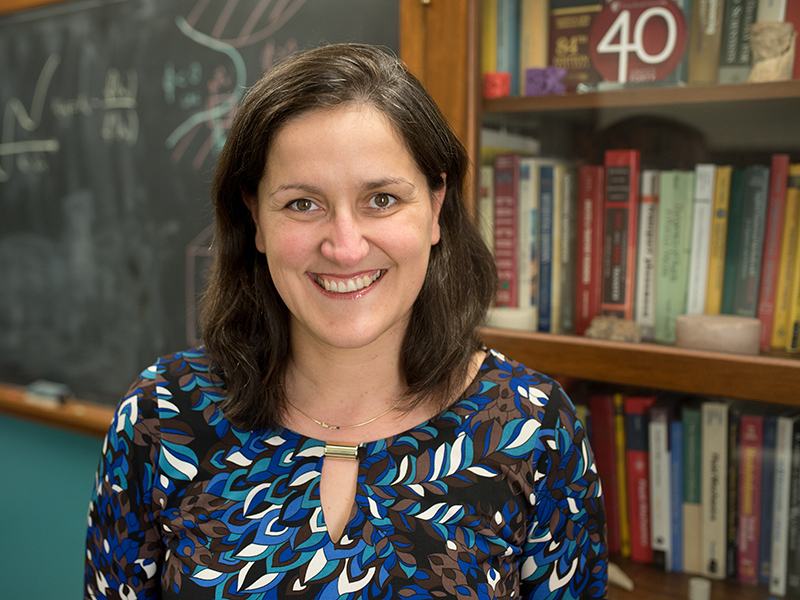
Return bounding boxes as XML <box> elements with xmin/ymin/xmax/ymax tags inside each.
<box><xmin>0</xmin><ymin>0</ymin><xmax>399</xmax><ymax>405</ymax></box>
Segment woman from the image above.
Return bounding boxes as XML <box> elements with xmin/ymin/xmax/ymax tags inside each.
<box><xmin>86</xmin><ymin>43</ymin><xmax>607</xmax><ymax>599</ymax></box>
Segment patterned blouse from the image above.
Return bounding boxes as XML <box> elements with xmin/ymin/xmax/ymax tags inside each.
<box><xmin>85</xmin><ymin>348</ymin><xmax>607</xmax><ymax>599</ymax></box>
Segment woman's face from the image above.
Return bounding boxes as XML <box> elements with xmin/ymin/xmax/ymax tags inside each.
<box><xmin>249</xmin><ymin>104</ymin><xmax>444</xmax><ymax>353</ymax></box>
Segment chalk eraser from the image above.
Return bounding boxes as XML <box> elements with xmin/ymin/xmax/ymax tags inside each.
<box><xmin>674</xmin><ymin>314</ymin><xmax>761</xmax><ymax>355</ymax></box>
<box><xmin>24</xmin><ymin>380</ymin><xmax>73</xmax><ymax>408</ymax></box>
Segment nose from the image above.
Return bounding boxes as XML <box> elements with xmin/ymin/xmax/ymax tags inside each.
<box><xmin>320</xmin><ymin>210</ymin><xmax>369</xmax><ymax>266</ymax></box>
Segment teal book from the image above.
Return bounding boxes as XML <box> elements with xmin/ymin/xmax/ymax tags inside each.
<box><xmin>721</xmin><ymin>169</ymin><xmax>746</xmax><ymax>315</ymax></box>
<box><xmin>683</xmin><ymin>405</ymin><xmax>704</xmax><ymax>575</ymax></box>
<box><xmin>732</xmin><ymin>165</ymin><xmax>770</xmax><ymax>318</ymax></box>
<box><xmin>655</xmin><ymin>170</ymin><xmax>695</xmax><ymax>344</ymax></box>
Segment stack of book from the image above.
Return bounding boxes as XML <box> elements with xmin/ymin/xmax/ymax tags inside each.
<box><xmin>582</xmin><ymin>392</ymin><xmax>800</xmax><ymax>597</ymax></box>
<box><xmin>482</xmin><ymin>147</ymin><xmax>800</xmax><ymax>353</ymax></box>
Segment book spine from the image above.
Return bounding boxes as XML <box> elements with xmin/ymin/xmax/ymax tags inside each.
<box><xmin>635</xmin><ymin>170</ymin><xmax>659</xmax><ymax>340</ymax></box>
<box><xmin>559</xmin><ymin>166</ymin><xmax>578</xmax><ymax>334</ymax></box>
<box><xmin>726</xmin><ymin>408</ymin><xmax>740</xmax><ymax>581</ymax></box>
<box><xmin>758</xmin><ymin>155</ymin><xmax>791</xmax><ymax>351</ymax></box>
<box><xmin>717</xmin><ymin>0</ymin><xmax>758</xmax><ymax>82</ymax></box>
<box><xmin>687</xmin><ymin>164</ymin><xmax>716</xmax><ymax>315</ymax></box>
<box><xmin>757</xmin><ymin>0</ymin><xmax>788</xmax><ymax>21</ymax></box>
<box><xmin>551</xmin><ymin>164</ymin><xmax>565</xmax><ymax>333</ymax></box>
<box><xmin>589</xmin><ymin>394</ymin><xmax>622</xmax><ymax>553</ymax></box>
<box><xmin>702</xmin><ymin>401</ymin><xmax>729</xmax><ymax>579</ymax></box>
<box><xmin>785</xmin><ymin>166</ymin><xmax>800</xmax><ymax>352</ymax></box>
<box><xmin>538</xmin><ymin>164</ymin><xmax>554</xmax><ymax>332</ymax></box>
<box><xmin>732</xmin><ymin>165</ymin><xmax>770</xmax><ymax>318</ymax></box>
<box><xmin>787</xmin><ymin>0</ymin><xmax>800</xmax><ymax>79</ymax></box>
<box><xmin>616</xmin><ymin>392</ymin><xmax>632</xmax><ymax>557</ymax></box>
<box><xmin>575</xmin><ymin>165</ymin><xmax>605</xmax><ymax>336</ymax></box>
<box><xmin>497</xmin><ymin>0</ymin><xmax>521</xmax><ymax>95</ymax></box>
<box><xmin>518</xmin><ymin>158</ymin><xmax>539</xmax><ymax>320</ymax></box>
<box><xmin>771</xmin><ymin>164</ymin><xmax>800</xmax><ymax>348</ymax></box>
<box><xmin>548</xmin><ymin>0</ymin><xmax>603</xmax><ymax>92</ymax></box>
<box><xmin>482</xmin><ymin>0</ymin><xmax>499</xmax><ymax>74</ymax></box>
<box><xmin>706</xmin><ymin>166</ymin><xmax>733</xmax><ymax>314</ymax></box>
<box><xmin>670</xmin><ymin>418</ymin><xmax>684</xmax><ymax>573</ymax></box>
<box><xmin>688</xmin><ymin>0</ymin><xmax>726</xmax><ymax>84</ymax></box>
<box><xmin>655</xmin><ymin>170</ymin><xmax>695</xmax><ymax>344</ymax></box>
<box><xmin>650</xmin><ymin>406</ymin><xmax>672</xmax><ymax>570</ymax></box>
<box><xmin>626</xmin><ymin>395</ymin><xmax>657</xmax><ymax>563</ymax></box>
<box><xmin>722</xmin><ymin>169</ymin><xmax>747</xmax><ymax>314</ymax></box>
<box><xmin>519</xmin><ymin>0</ymin><xmax>549</xmax><ymax>90</ymax></box>
<box><xmin>479</xmin><ymin>165</ymin><xmax>495</xmax><ymax>252</ymax></box>
<box><xmin>683</xmin><ymin>406</ymin><xmax>704</xmax><ymax>575</ymax></box>
<box><xmin>493</xmin><ymin>154</ymin><xmax>520</xmax><ymax>308</ymax></box>
<box><xmin>784</xmin><ymin>419</ymin><xmax>800</xmax><ymax>595</ymax></box>
<box><xmin>602</xmin><ymin>150</ymin><xmax>641</xmax><ymax>320</ymax></box>
<box><xmin>770</xmin><ymin>415</ymin><xmax>796</xmax><ymax>596</ymax></box>
<box><xmin>760</xmin><ymin>415</ymin><xmax>778</xmax><ymax>585</ymax></box>
<box><xmin>737</xmin><ymin>414</ymin><xmax>764</xmax><ymax>584</ymax></box>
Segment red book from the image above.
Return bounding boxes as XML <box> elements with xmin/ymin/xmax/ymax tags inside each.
<box><xmin>493</xmin><ymin>154</ymin><xmax>520</xmax><ymax>307</ymax></box>
<box><xmin>602</xmin><ymin>150</ymin><xmax>641</xmax><ymax>320</ymax></box>
<box><xmin>625</xmin><ymin>395</ymin><xmax>656</xmax><ymax>563</ymax></box>
<box><xmin>757</xmin><ymin>154</ymin><xmax>790</xmax><ymax>350</ymax></box>
<box><xmin>737</xmin><ymin>414</ymin><xmax>764</xmax><ymax>585</ymax></box>
<box><xmin>589</xmin><ymin>394</ymin><xmax>621</xmax><ymax>553</ymax></box>
<box><xmin>576</xmin><ymin>165</ymin><xmax>606</xmax><ymax>335</ymax></box>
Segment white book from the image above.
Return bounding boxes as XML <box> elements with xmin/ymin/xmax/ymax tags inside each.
<box><xmin>757</xmin><ymin>0</ymin><xmax>787</xmax><ymax>21</ymax></box>
<box><xmin>770</xmin><ymin>415</ymin><xmax>798</xmax><ymax>596</ymax></box>
<box><xmin>479</xmin><ymin>165</ymin><xmax>494</xmax><ymax>252</ymax></box>
<box><xmin>635</xmin><ymin>170</ymin><xmax>659</xmax><ymax>340</ymax></box>
<box><xmin>650</xmin><ymin>406</ymin><xmax>672</xmax><ymax>571</ymax></box>
<box><xmin>701</xmin><ymin>401</ymin><xmax>728</xmax><ymax>580</ymax></box>
<box><xmin>686</xmin><ymin>164</ymin><xmax>716</xmax><ymax>315</ymax></box>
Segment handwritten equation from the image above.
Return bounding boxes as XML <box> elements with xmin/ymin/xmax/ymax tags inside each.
<box><xmin>0</xmin><ymin>54</ymin><xmax>139</xmax><ymax>182</ymax></box>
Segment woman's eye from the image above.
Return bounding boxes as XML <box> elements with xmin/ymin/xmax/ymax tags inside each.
<box><xmin>288</xmin><ymin>199</ymin><xmax>318</xmax><ymax>212</ymax></box>
<box><xmin>369</xmin><ymin>193</ymin><xmax>396</xmax><ymax>209</ymax></box>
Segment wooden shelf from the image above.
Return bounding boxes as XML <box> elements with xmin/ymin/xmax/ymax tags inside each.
<box><xmin>481</xmin><ymin>328</ymin><xmax>800</xmax><ymax>406</ymax></box>
<box><xmin>608</xmin><ymin>558</ymin><xmax>771</xmax><ymax>599</ymax></box>
<box><xmin>0</xmin><ymin>383</ymin><xmax>113</xmax><ymax>437</ymax></box>
<box><xmin>483</xmin><ymin>80</ymin><xmax>800</xmax><ymax>114</ymax></box>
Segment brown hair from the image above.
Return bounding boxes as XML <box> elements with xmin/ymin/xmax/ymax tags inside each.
<box><xmin>200</xmin><ymin>43</ymin><xmax>496</xmax><ymax>430</ymax></box>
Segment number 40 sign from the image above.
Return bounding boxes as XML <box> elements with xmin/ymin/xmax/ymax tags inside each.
<box><xmin>588</xmin><ymin>0</ymin><xmax>688</xmax><ymax>84</ymax></box>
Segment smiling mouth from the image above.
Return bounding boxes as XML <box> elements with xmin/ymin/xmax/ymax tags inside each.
<box><xmin>313</xmin><ymin>270</ymin><xmax>383</xmax><ymax>294</ymax></box>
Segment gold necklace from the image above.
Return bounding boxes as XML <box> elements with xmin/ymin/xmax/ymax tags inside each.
<box><xmin>286</xmin><ymin>397</ymin><xmax>403</xmax><ymax>430</ymax></box>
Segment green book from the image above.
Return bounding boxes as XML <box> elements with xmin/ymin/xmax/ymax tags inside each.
<box><xmin>683</xmin><ymin>405</ymin><xmax>703</xmax><ymax>575</ymax></box>
<box><xmin>732</xmin><ymin>165</ymin><xmax>770</xmax><ymax>317</ymax></box>
<box><xmin>721</xmin><ymin>169</ymin><xmax>746</xmax><ymax>315</ymax></box>
<box><xmin>655</xmin><ymin>170</ymin><xmax>695</xmax><ymax>344</ymax></box>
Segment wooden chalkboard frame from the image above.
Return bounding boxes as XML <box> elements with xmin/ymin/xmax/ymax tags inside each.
<box><xmin>0</xmin><ymin>0</ymin><xmax>69</xmax><ymax>16</ymax></box>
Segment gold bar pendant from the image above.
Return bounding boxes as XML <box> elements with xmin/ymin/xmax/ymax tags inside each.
<box><xmin>324</xmin><ymin>443</ymin><xmax>360</xmax><ymax>460</ymax></box>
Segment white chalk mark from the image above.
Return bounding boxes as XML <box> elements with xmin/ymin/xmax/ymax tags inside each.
<box><xmin>0</xmin><ymin>140</ymin><xmax>60</xmax><ymax>156</ymax></box>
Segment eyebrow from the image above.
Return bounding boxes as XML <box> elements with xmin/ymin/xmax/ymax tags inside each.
<box><xmin>269</xmin><ymin>176</ymin><xmax>416</xmax><ymax>197</ymax></box>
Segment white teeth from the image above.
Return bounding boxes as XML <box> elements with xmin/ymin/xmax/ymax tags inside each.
<box><xmin>316</xmin><ymin>271</ymin><xmax>381</xmax><ymax>294</ymax></box>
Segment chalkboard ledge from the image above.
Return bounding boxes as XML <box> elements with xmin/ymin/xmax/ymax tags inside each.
<box><xmin>0</xmin><ymin>383</ymin><xmax>113</xmax><ymax>438</ymax></box>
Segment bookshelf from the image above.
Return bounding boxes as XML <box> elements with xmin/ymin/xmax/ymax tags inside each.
<box><xmin>401</xmin><ymin>0</ymin><xmax>800</xmax><ymax>597</ymax></box>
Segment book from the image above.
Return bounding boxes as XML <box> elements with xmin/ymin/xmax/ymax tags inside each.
<box><xmin>784</xmin><ymin>416</ymin><xmax>800</xmax><ymax>596</ymax></box>
<box><xmin>721</xmin><ymin>169</ymin><xmax>747</xmax><ymax>314</ymax></box>
<box><xmin>683</xmin><ymin>404</ymin><xmax>704</xmax><ymax>575</ymax></box>
<box><xmin>732</xmin><ymin>165</ymin><xmax>771</xmax><ymax>318</ymax></box>
<box><xmin>687</xmin><ymin>164</ymin><xmax>716</xmax><ymax>315</ymax></box>
<box><xmin>626</xmin><ymin>395</ymin><xmax>657</xmax><ymax>563</ymax></box>
<box><xmin>589</xmin><ymin>394</ymin><xmax>622</xmax><ymax>553</ymax></box>
<box><xmin>688</xmin><ymin>0</ymin><xmax>726</xmax><ymax>84</ymax></box>
<box><xmin>702</xmin><ymin>400</ymin><xmax>729</xmax><ymax>580</ymax></box>
<box><xmin>758</xmin><ymin>155</ymin><xmax>791</xmax><ymax>351</ymax></box>
<box><xmin>655</xmin><ymin>170</ymin><xmax>695</xmax><ymax>344</ymax></box>
<box><xmin>771</xmin><ymin>164</ymin><xmax>800</xmax><ymax>349</ymax></box>
<box><xmin>757</xmin><ymin>0</ymin><xmax>788</xmax><ymax>21</ymax></box>
<box><xmin>726</xmin><ymin>405</ymin><xmax>741</xmax><ymax>581</ymax></box>
<box><xmin>548</xmin><ymin>0</ymin><xmax>604</xmax><ymax>92</ymax></box>
<box><xmin>492</xmin><ymin>154</ymin><xmax>521</xmax><ymax>309</ymax></box>
<box><xmin>550</xmin><ymin>164</ymin><xmax>566</xmax><ymax>333</ymax></box>
<box><xmin>575</xmin><ymin>165</ymin><xmax>605</xmax><ymax>336</ymax></box>
<box><xmin>479</xmin><ymin>165</ymin><xmax>494</xmax><ymax>252</ymax></box>
<box><xmin>706</xmin><ymin>165</ymin><xmax>733</xmax><ymax>314</ymax></box>
<box><xmin>520</xmin><ymin>0</ymin><xmax>549</xmax><ymax>93</ymax></box>
<box><xmin>616</xmin><ymin>392</ymin><xmax>632</xmax><ymax>558</ymax></box>
<box><xmin>650</xmin><ymin>403</ymin><xmax>673</xmax><ymax>570</ymax></box>
<box><xmin>602</xmin><ymin>150</ymin><xmax>641</xmax><ymax>320</ymax></box>
<box><xmin>785</xmin><ymin>166</ymin><xmax>800</xmax><ymax>352</ymax></box>
<box><xmin>787</xmin><ymin>0</ymin><xmax>800</xmax><ymax>79</ymax></box>
<box><xmin>770</xmin><ymin>414</ymin><xmax>799</xmax><ymax>596</ymax></box>
<box><xmin>760</xmin><ymin>415</ymin><xmax>779</xmax><ymax>585</ymax></box>
<box><xmin>539</xmin><ymin>163</ymin><xmax>556</xmax><ymax>332</ymax></box>
<box><xmin>482</xmin><ymin>0</ymin><xmax>499</xmax><ymax>74</ymax></box>
<box><xmin>737</xmin><ymin>413</ymin><xmax>764</xmax><ymax>585</ymax></box>
<box><xmin>558</xmin><ymin>166</ymin><xmax>578</xmax><ymax>334</ymax></box>
<box><xmin>670</xmin><ymin>414</ymin><xmax>685</xmax><ymax>573</ymax></box>
<box><xmin>635</xmin><ymin>170</ymin><xmax>660</xmax><ymax>340</ymax></box>
<box><xmin>518</xmin><ymin>157</ymin><xmax>541</xmax><ymax>328</ymax></box>
<box><xmin>718</xmin><ymin>0</ymin><xmax>759</xmax><ymax>83</ymax></box>
<box><xmin>497</xmin><ymin>0</ymin><xmax>522</xmax><ymax>96</ymax></box>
